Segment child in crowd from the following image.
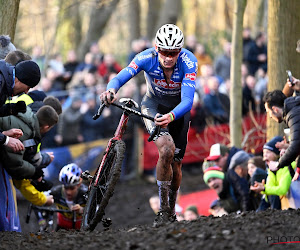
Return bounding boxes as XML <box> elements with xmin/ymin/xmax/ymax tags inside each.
<box><xmin>208</xmin><ymin>199</ymin><xmax>228</xmax><ymax>217</ymax></box>
<box><xmin>50</xmin><ymin>163</ymin><xmax>87</xmax><ymax>230</ymax></box>
<box><xmin>183</xmin><ymin>205</ymin><xmax>199</xmax><ymax>221</ymax></box>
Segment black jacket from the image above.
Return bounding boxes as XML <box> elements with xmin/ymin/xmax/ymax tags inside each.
<box><xmin>218</xmin><ymin>170</ymin><xmax>252</xmax><ymax>213</ymax></box>
<box><xmin>0</xmin><ymin>60</ymin><xmax>14</xmax><ymax>145</ymax></box>
<box><xmin>278</xmin><ymin>96</ymin><xmax>300</xmax><ymax>169</ymax></box>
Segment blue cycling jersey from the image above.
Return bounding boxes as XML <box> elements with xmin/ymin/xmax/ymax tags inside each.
<box><xmin>107</xmin><ymin>48</ymin><xmax>198</xmax><ymax>120</ymax></box>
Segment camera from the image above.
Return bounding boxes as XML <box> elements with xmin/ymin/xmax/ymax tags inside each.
<box><xmin>286</xmin><ymin>70</ymin><xmax>294</xmax><ymax>86</ymax></box>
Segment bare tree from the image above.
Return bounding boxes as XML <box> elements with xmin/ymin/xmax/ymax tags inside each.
<box><xmin>267</xmin><ymin>0</ymin><xmax>300</xmax><ymax>140</ymax></box>
<box><xmin>128</xmin><ymin>0</ymin><xmax>141</xmax><ymax>45</ymax></box>
<box><xmin>77</xmin><ymin>0</ymin><xmax>121</xmax><ymax>60</ymax></box>
<box><xmin>146</xmin><ymin>0</ymin><xmax>161</xmax><ymax>40</ymax></box>
<box><xmin>156</xmin><ymin>0</ymin><xmax>181</xmax><ymax>29</ymax></box>
<box><xmin>230</xmin><ymin>0</ymin><xmax>247</xmax><ymax>148</ymax></box>
<box><xmin>0</xmin><ymin>0</ymin><xmax>20</xmax><ymax>41</ymax></box>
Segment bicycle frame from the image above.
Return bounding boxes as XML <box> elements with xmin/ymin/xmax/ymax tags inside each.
<box><xmin>93</xmin><ymin>109</ymin><xmax>130</xmax><ymax>187</ymax></box>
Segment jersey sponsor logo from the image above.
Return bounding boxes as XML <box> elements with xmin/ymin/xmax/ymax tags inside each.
<box><xmin>137</xmin><ymin>53</ymin><xmax>153</xmax><ymax>61</ymax></box>
<box><xmin>182</xmin><ymin>82</ymin><xmax>195</xmax><ymax>88</ymax></box>
<box><xmin>185</xmin><ymin>73</ymin><xmax>196</xmax><ymax>81</ymax></box>
<box><xmin>154</xmin><ymin>78</ymin><xmax>181</xmax><ymax>89</ymax></box>
<box><xmin>155</xmin><ymin>87</ymin><xmax>181</xmax><ymax>96</ymax></box>
<box><xmin>180</xmin><ymin>53</ymin><xmax>194</xmax><ymax>69</ymax></box>
<box><xmin>126</xmin><ymin>68</ymin><xmax>135</xmax><ymax>76</ymax></box>
<box><xmin>128</xmin><ymin>61</ymin><xmax>138</xmax><ymax>70</ymax></box>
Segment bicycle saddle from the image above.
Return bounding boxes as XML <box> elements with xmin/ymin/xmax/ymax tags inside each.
<box><xmin>119</xmin><ymin>98</ymin><xmax>139</xmax><ymax>108</ymax></box>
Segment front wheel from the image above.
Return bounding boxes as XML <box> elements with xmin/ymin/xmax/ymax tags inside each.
<box><xmin>81</xmin><ymin>140</ymin><xmax>126</xmax><ymax>231</ymax></box>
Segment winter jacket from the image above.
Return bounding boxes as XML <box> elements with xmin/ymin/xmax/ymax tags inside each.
<box><xmin>13</xmin><ymin>179</ymin><xmax>47</xmax><ymax>206</ymax></box>
<box><xmin>0</xmin><ymin>60</ymin><xmax>15</xmax><ymax>144</ymax></box>
<box><xmin>218</xmin><ymin>170</ymin><xmax>252</xmax><ymax>213</ymax></box>
<box><xmin>278</xmin><ymin>96</ymin><xmax>300</xmax><ymax>169</ymax></box>
<box><xmin>0</xmin><ymin>107</ymin><xmax>41</xmax><ymax>179</ymax></box>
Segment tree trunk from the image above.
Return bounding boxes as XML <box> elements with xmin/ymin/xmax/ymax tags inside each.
<box><xmin>128</xmin><ymin>0</ymin><xmax>141</xmax><ymax>46</ymax></box>
<box><xmin>267</xmin><ymin>0</ymin><xmax>300</xmax><ymax>140</ymax></box>
<box><xmin>146</xmin><ymin>0</ymin><xmax>161</xmax><ymax>40</ymax></box>
<box><xmin>230</xmin><ymin>0</ymin><xmax>247</xmax><ymax>148</ymax></box>
<box><xmin>253</xmin><ymin>0</ymin><xmax>265</xmax><ymax>35</ymax></box>
<box><xmin>0</xmin><ymin>0</ymin><xmax>20</xmax><ymax>41</ymax></box>
<box><xmin>156</xmin><ymin>0</ymin><xmax>182</xmax><ymax>30</ymax></box>
<box><xmin>77</xmin><ymin>0</ymin><xmax>121</xmax><ymax>60</ymax></box>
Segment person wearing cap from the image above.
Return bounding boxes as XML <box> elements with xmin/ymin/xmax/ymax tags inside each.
<box><xmin>204</xmin><ymin>166</ymin><xmax>252</xmax><ymax>213</ymax></box>
<box><xmin>264</xmin><ymin>90</ymin><xmax>300</xmax><ymax>181</ymax></box>
<box><xmin>206</xmin><ymin>143</ymin><xmax>241</xmax><ymax>172</ymax></box>
<box><xmin>250</xmin><ymin>136</ymin><xmax>296</xmax><ymax>211</ymax></box>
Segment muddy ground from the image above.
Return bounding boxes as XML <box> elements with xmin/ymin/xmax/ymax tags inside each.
<box><xmin>1</xmin><ymin>165</ymin><xmax>300</xmax><ymax>249</ymax></box>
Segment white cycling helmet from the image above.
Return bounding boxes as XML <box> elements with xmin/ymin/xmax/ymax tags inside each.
<box><xmin>155</xmin><ymin>24</ymin><xmax>184</xmax><ymax>50</ymax></box>
<box><xmin>59</xmin><ymin>163</ymin><xmax>82</xmax><ymax>186</ymax></box>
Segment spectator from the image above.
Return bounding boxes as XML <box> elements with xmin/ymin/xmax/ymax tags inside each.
<box><xmin>214</xmin><ymin>41</ymin><xmax>231</xmax><ymax>83</ymax></box>
<box><xmin>203</xmin><ymin>76</ymin><xmax>230</xmax><ymax>124</ymax></box>
<box><xmin>247</xmin><ymin>156</ymin><xmax>267</xmax><ymax>210</ymax></box>
<box><xmin>251</xmin><ymin>136</ymin><xmax>293</xmax><ymax>211</ymax></box>
<box><xmin>0</xmin><ymin>105</ymin><xmax>58</xmax><ymax>180</ymax></box>
<box><xmin>242</xmin><ymin>75</ymin><xmax>256</xmax><ymax>116</ymax></box>
<box><xmin>206</xmin><ymin>143</ymin><xmax>241</xmax><ymax>173</ymax></box>
<box><xmin>208</xmin><ymin>199</ymin><xmax>228</xmax><ymax>217</ymax></box>
<box><xmin>75</xmin><ymin>52</ymin><xmax>97</xmax><ymax>73</ymax></box>
<box><xmin>254</xmin><ymin>68</ymin><xmax>268</xmax><ymax>113</ymax></box>
<box><xmin>0</xmin><ymin>35</ymin><xmax>16</xmax><ymax>59</ymax></box>
<box><xmin>190</xmin><ymin>92</ymin><xmax>207</xmax><ymax>132</ymax></box>
<box><xmin>55</xmin><ymin>94</ymin><xmax>84</xmax><ymax>146</ymax></box>
<box><xmin>81</xmin><ymin>92</ymin><xmax>104</xmax><ymax>142</ymax></box>
<box><xmin>185</xmin><ymin>35</ymin><xmax>197</xmax><ymax>53</ymax></box>
<box><xmin>204</xmin><ymin>166</ymin><xmax>251</xmax><ymax>213</ymax></box>
<box><xmin>64</xmin><ymin>50</ymin><xmax>79</xmax><ymax>85</ymax></box>
<box><xmin>183</xmin><ymin>205</ymin><xmax>199</xmax><ymax>221</ymax></box>
<box><xmin>149</xmin><ymin>195</ymin><xmax>160</xmax><ymax>215</ymax></box>
<box><xmin>194</xmin><ymin>43</ymin><xmax>212</xmax><ymax>77</ymax></box>
<box><xmin>50</xmin><ymin>164</ymin><xmax>87</xmax><ymax>230</ymax></box>
<box><xmin>98</xmin><ymin>53</ymin><xmax>122</xmax><ymax>83</ymax></box>
<box><xmin>242</xmin><ymin>27</ymin><xmax>254</xmax><ymax>63</ymax></box>
<box><xmin>247</xmin><ymin>32</ymin><xmax>267</xmax><ymax>76</ymax></box>
<box><xmin>263</xmin><ymin>90</ymin><xmax>300</xmax><ymax>181</ymax></box>
<box><xmin>228</xmin><ymin>150</ymin><xmax>251</xmax><ymax>180</ymax></box>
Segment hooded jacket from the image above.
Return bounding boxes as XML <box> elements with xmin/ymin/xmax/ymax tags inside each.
<box><xmin>0</xmin><ymin>107</ymin><xmax>41</xmax><ymax>179</ymax></box>
<box><xmin>278</xmin><ymin>96</ymin><xmax>300</xmax><ymax>169</ymax></box>
<box><xmin>0</xmin><ymin>60</ymin><xmax>15</xmax><ymax>144</ymax></box>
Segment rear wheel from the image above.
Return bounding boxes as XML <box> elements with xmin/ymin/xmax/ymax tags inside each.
<box><xmin>81</xmin><ymin>140</ymin><xmax>126</xmax><ymax>231</ymax></box>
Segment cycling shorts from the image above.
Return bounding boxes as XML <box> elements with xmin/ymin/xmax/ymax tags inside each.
<box><xmin>141</xmin><ymin>95</ymin><xmax>190</xmax><ymax>162</ymax></box>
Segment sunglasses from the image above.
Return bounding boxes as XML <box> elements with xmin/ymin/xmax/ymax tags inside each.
<box><xmin>158</xmin><ymin>48</ymin><xmax>181</xmax><ymax>57</ymax></box>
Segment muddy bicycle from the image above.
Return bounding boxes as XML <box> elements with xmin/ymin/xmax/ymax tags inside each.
<box><xmin>80</xmin><ymin>98</ymin><xmax>157</xmax><ymax>231</ymax></box>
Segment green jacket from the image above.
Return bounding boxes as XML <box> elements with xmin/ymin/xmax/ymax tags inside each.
<box><xmin>262</xmin><ymin>162</ymin><xmax>296</xmax><ymax>197</ymax></box>
<box><xmin>0</xmin><ymin>107</ymin><xmax>41</xmax><ymax>179</ymax></box>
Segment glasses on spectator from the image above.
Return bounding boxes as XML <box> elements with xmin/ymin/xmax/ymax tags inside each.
<box><xmin>158</xmin><ymin>48</ymin><xmax>181</xmax><ymax>57</ymax></box>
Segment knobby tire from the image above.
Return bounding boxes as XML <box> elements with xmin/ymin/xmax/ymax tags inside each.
<box><xmin>81</xmin><ymin>140</ymin><xmax>126</xmax><ymax>231</ymax></box>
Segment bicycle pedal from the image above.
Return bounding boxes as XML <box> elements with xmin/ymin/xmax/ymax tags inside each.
<box><xmin>81</xmin><ymin>170</ymin><xmax>93</xmax><ymax>181</ymax></box>
<box><xmin>102</xmin><ymin>217</ymin><xmax>112</xmax><ymax>228</ymax></box>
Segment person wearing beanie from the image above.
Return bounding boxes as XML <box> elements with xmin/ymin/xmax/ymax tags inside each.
<box><xmin>264</xmin><ymin>90</ymin><xmax>300</xmax><ymax>181</ymax></box>
<box><xmin>0</xmin><ymin>35</ymin><xmax>16</xmax><ymax>60</ymax></box>
<box><xmin>204</xmin><ymin>166</ymin><xmax>253</xmax><ymax>213</ymax></box>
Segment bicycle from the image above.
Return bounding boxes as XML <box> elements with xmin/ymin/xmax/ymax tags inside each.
<box><xmin>26</xmin><ymin>203</ymin><xmax>76</xmax><ymax>232</ymax></box>
<box><xmin>80</xmin><ymin>98</ymin><xmax>158</xmax><ymax>231</ymax></box>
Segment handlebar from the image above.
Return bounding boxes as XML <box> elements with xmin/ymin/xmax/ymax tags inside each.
<box><xmin>93</xmin><ymin>98</ymin><xmax>163</xmax><ymax>142</ymax></box>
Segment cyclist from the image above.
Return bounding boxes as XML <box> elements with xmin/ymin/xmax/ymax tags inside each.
<box><xmin>100</xmin><ymin>24</ymin><xmax>198</xmax><ymax>227</ymax></box>
<box><xmin>50</xmin><ymin>163</ymin><xmax>87</xmax><ymax>230</ymax></box>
